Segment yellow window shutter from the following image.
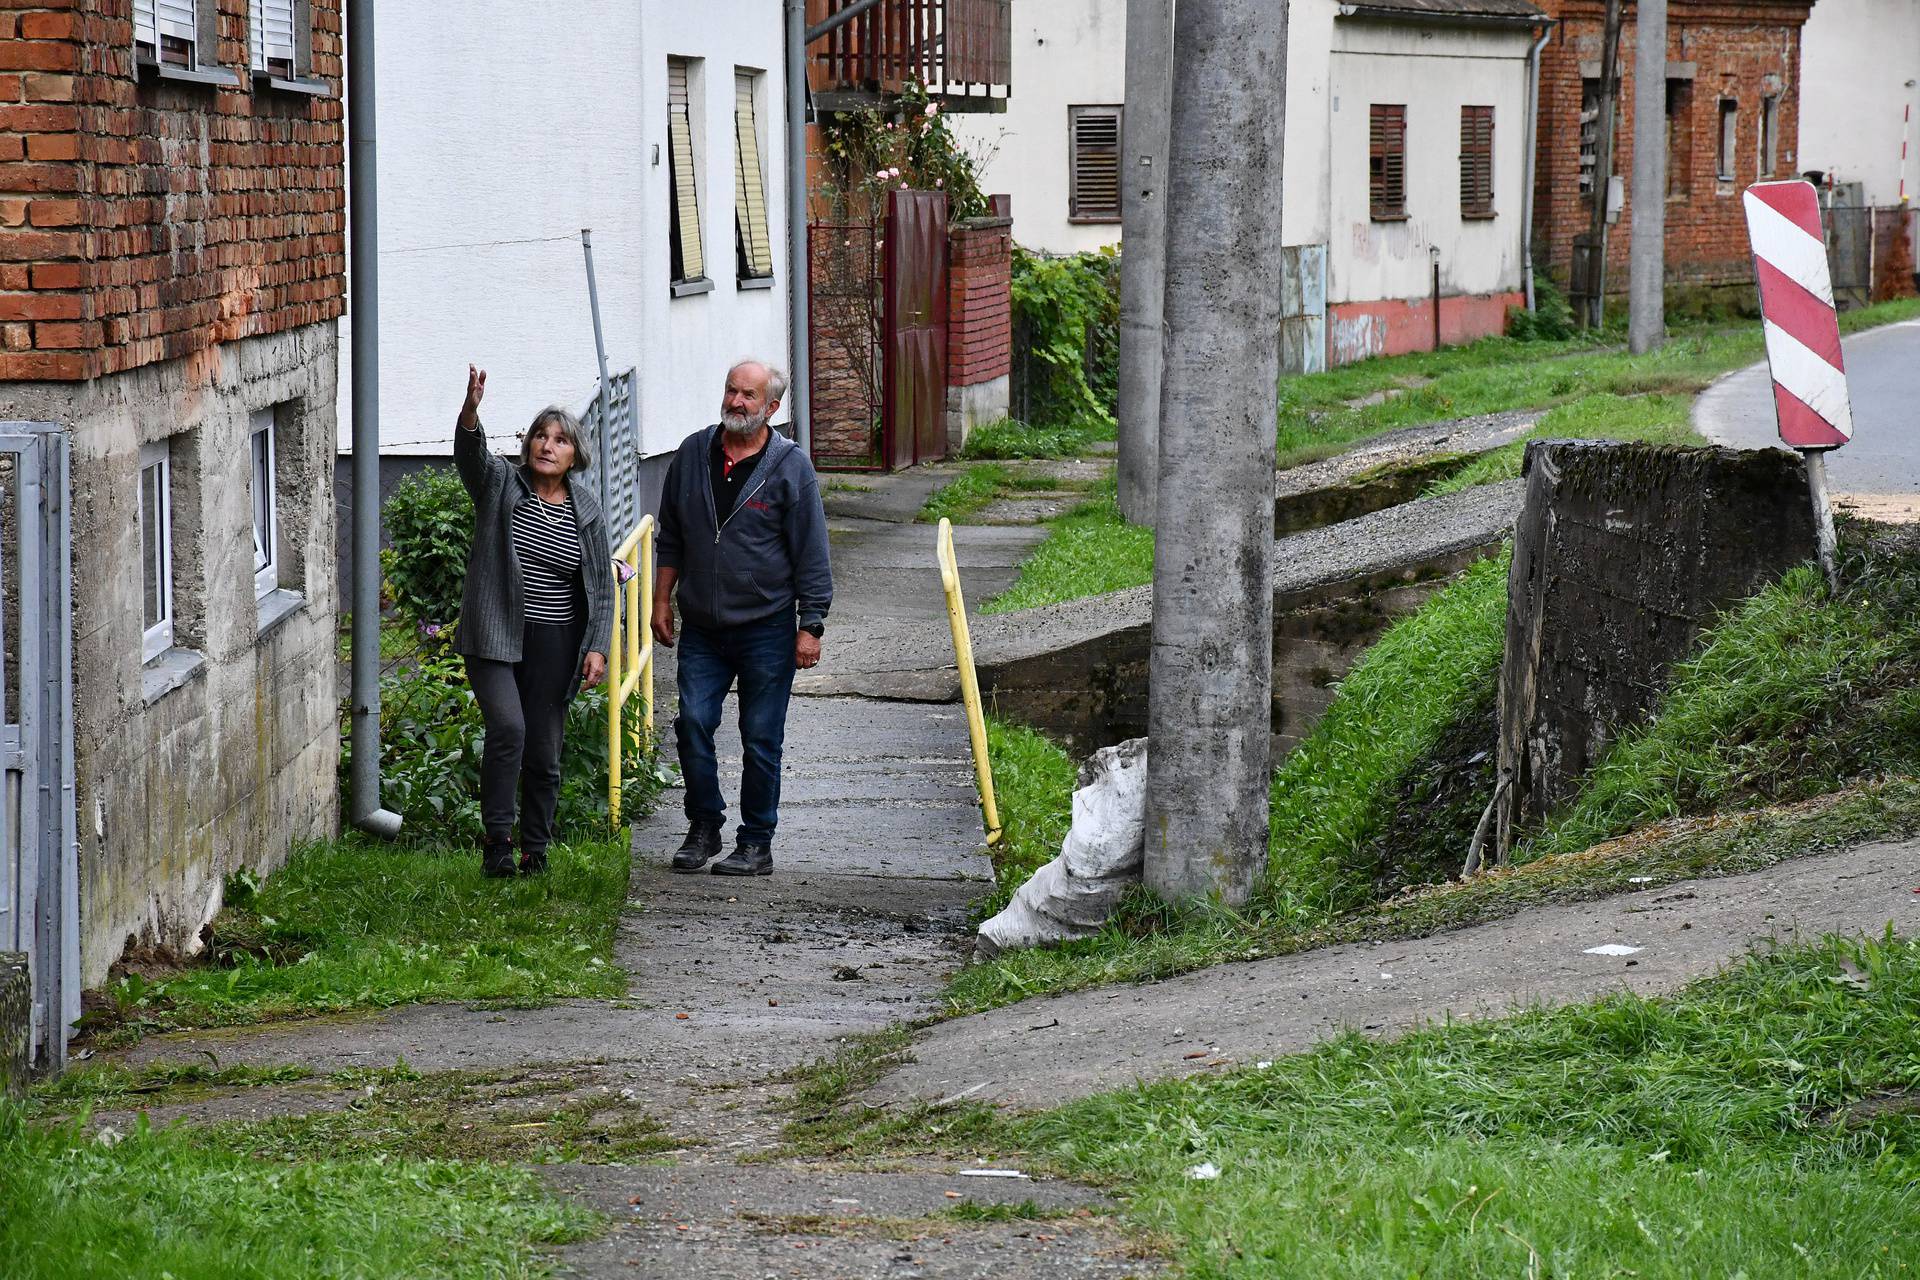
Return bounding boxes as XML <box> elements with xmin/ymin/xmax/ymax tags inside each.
<box><xmin>735</xmin><ymin>72</ymin><xmax>774</xmax><ymax>279</ymax></box>
<box><xmin>670</xmin><ymin>59</ymin><xmax>706</xmax><ymax>283</ymax></box>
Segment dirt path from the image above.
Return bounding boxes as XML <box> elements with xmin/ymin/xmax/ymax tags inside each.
<box><xmin>112</xmin><ymin>474</ymin><xmax>1155</xmax><ymax>1279</ymax></box>
<box><xmin>873</xmin><ymin>840</ymin><xmax>1920</xmax><ymax>1109</ymax></box>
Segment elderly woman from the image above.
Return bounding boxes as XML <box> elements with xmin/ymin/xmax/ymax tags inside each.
<box><xmin>454</xmin><ymin>365</ymin><xmax>614</xmax><ymax>877</ymax></box>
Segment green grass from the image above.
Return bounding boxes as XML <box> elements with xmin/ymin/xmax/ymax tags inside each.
<box><xmin>980</xmin><ymin>718</ymin><xmax>1081</xmax><ymax>916</ymax></box>
<box><xmin>982</xmin><ymin>483</ymin><xmax>1156</xmax><ymax>613</ymax></box>
<box><xmin>0</xmin><ymin>1102</ymin><xmax>597</xmax><ymax>1280</ymax></box>
<box><xmin>960</xmin><ymin>415</ymin><xmax>1115</xmax><ymax>461</ymax></box>
<box><xmin>919</xmin><ymin>463</ymin><xmax>1014</xmax><ymax>523</ymax></box>
<box><xmin>1528</xmin><ymin>526</ymin><xmax>1920</xmax><ymax>859</ymax></box>
<box><xmin>1425</xmin><ymin>391</ymin><xmax>1700</xmax><ymax>497</ymax></box>
<box><xmin>1017</xmin><ymin>933</ymin><xmax>1920</xmax><ymax>1279</ymax></box>
<box><xmin>84</xmin><ymin>834</ymin><xmax>633</xmax><ymax>1045</ymax></box>
<box><xmin>1275</xmin><ymin>296</ymin><xmax>1920</xmax><ymax>470</ymax></box>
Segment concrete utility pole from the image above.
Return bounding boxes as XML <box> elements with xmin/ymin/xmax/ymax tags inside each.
<box><xmin>1143</xmin><ymin>0</ymin><xmax>1287</xmax><ymax>908</ymax></box>
<box><xmin>1116</xmin><ymin>0</ymin><xmax>1173</xmax><ymax>526</ymax></box>
<box><xmin>1580</xmin><ymin>0</ymin><xmax>1625</xmax><ymax>328</ymax></box>
<box><xmin>1628</xmin><ymin>0</ymin><xmax>1668</xmax><ymax>353</ymax></box>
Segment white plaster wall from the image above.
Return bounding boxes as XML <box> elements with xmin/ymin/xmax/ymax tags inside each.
<box><xmin>1282</xmin><ymin>0</ymin><xmax>1338</xmax><ymax>250</ymax></box>
<box><xmin>1326</xmin><ymin>21</ymin><xmax>1535</xmax><ymax>305</ymax></box>
<box><xmin>952</xmin><ymin>0</ymin><xmax>1125</xmax><ymax>254</ymax></box>
<box><xmin>1800</xmin><ymin>0</ymin><xmax>1920</xmax><ymax>207</ymax></box>
<box><xmin>339</xmin><ymin>1</ymin><xmax>790</xmax><ymax>461</ymax></box>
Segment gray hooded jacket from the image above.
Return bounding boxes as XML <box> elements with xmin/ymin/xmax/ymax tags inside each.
<box><xmin>656</xmin><ymin>425</ymin><xmax>833</xmax><ymax>633</ymax></box>
<box><xmin>453</xmin><ymin>420</ymin><xmax>615</xmax><ymax>697</ymax></box>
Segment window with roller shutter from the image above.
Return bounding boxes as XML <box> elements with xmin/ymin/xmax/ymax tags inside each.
<box><xmin>734</xmin><ymin>70</ymin><xmax>774</xmax><ymax>282</ymax></box>
<box><xmin>1370</xmin><ymin>104</ymin><xmax>1407</xmax><ymax>221</ymax></box>
<box><xmin>250</xmin><ymin>0</ymin><xmax>299</xmax><ymax>77</ymax></box>
<box><xmin>669</xmin><ymin>58</ymin><xmax>708</xmax><ymax>290</ymax></box>
<box><xmin>134</xmin><ymin>0</ymin><xmax>203</xmax><ymax>69</ymax></box>
<box><xmin>1460</xmin><ymin>106</ymin><xmax>1494</xmax><ymax>219</ymax></box>
<box><xmin>1068</xmin><ymin>106</ymin><xmax>1122</xmax><ymax>223</ymax></box>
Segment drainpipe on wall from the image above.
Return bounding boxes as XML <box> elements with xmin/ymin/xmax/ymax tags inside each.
<box><xmin>346</xmin><ymin>0</ymin><xmax>401</xmax><ymax>840</ymax></box>
<box><xmin>1521</xmin><ymin>22</ymin><xmax>1553</xmax><ymax>311</ymax></box>
<box><xmin>784</xmin><ymin>0</ymin><xmax>812</xmax><ymax>451</ymax></box>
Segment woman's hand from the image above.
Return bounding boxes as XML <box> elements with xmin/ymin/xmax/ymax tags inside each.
<box><xmin>582</xmin><ymin>651</ymin><xmax>607</xmax><ymax>689</ymax></box>
<box><xmin>458</xmin><ymin>364</ymin><xmax>487</xmax><ymax>430</ymax></box>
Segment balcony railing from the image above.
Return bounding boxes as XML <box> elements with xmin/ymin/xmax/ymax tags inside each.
<box><xmin>808</xmin><ymin>0</ymin><xmax>1011</xmax><ymax>108</ymax></box>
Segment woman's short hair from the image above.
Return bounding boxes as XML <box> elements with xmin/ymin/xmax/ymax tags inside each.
<box><xmin>519</xmin><ymin>406</ymin><xmax>591</xmax><ymax>473</ymax></box>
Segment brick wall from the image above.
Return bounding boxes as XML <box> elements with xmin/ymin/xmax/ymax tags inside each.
<box><xmin>1531</xmin><ymin>0</ymin><xmax>1813</xmax><ymax>293</ymax></box>
<box><xmin>947</xmin><ymin>214</ymin><xmax>1009</xmax><ymax>388</ymax></box>
<box><xmin>0</xmin><ymin>0</ymin><xmax>345</xmax><ymax>382</ymax></box>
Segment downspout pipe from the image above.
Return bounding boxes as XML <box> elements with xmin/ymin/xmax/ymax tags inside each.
<box><xmin>1521</xmin><ymin>21</ymin><xmax>1553</xmax><ymax>311</ymax></box>
<box><xmin>347</xmin><ymin>0</ymin><xmax>401</xmax><ymax>839</ymax></box>
<box><xmin>785</xmin><ymin>0</ymin><xmax>811</xmax><ymax>450</ymax></box>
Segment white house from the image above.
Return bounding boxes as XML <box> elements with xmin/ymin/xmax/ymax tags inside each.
<box><xmin>956</xmin><ymin>0</ymin><xmax>1546</xmax><ymax>366</ymax></box>
<box><xmin>340</xmin><ymin>1</ymin><xmax>793</xmax><ymax>525</ymax></box>
<box><xmin>1799</xmin><ymin>0</ymin><xmax>1920</xmax><ymax>206</ymax></box>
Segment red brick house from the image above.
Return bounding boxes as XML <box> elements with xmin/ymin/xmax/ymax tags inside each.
<box><xmin>1531</xmin><ymin>0</ymin><xmax>1816</xmax><ymax>302</ymax></box>
<box><xmin>0</xmin><ymin>0</ymin><xmax>345</xmax><ymax>991</ymax></box>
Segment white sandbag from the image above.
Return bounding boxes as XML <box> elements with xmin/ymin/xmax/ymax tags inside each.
<box><xmin>976</xmin><ymin>737</ymin><xmax>1148</xmax><ymax>959</ymax></box>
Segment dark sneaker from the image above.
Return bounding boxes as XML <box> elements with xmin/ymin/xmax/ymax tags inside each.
<box><xmin>710</xmin><ymin>841</ymin><xmax>772</xmax><ymax>877</ymax></box>
<box><xmin>482</xmin><ymin>839</ymin><xmax>517</xmax><ymax>879</ymax></box>
<box><xmin>670</xmin><ymin>820</ymin><xmax>724</xmax><ymax>872</ymax></box>
<box><xmin>517</xmin><ymin>847</ymin><xmax>549</xmax><ymax>877</ymax></box>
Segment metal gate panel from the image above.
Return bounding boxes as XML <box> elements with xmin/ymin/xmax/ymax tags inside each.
<box><xmin>0</xmin><ymin>423</ymin><xmax>76</xmax><ymax>1074</ymax></box>
<box><xmin>884</xmin><ymin>189</ymin><xmax>950</xmax><ymax>469</ymax></box>
<box><xmin>1279</xmin><ymin>244</ymin><xmax>1328</xmax><ymax>376</ymax></box>
<box><xmin>577</xmin><ymin>368</ymin><xmax>643</xmax><ymax>539</ymax></box>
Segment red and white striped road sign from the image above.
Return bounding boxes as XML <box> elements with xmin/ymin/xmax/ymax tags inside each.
<box><xmin>1742</xmin><ymin>179</ymin><xmax>1853</xmax><ymax>449</ymax></box>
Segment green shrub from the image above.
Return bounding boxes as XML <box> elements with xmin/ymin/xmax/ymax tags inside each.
<box><xmin>1506</xmin><ymin>274</ymin><xmax>1575</xmax><ymax>342</ymax></box>
<box><xmin>1012</xmin><ymin>246</ymin><xmax>1120</xmax><ymax>427</ymax></box>
<box><xmin>382</xmin><ymin>467</ymin><xmax>474</xmax><ymax>628</ymax></box>
<box><xmin>343</xmin><ymin>656</ymin><xmax>657</xmax><ymax>848</ymax></box>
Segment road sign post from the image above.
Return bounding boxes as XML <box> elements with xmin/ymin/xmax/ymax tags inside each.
<box><xmin>1742</xmin><ymin>179</ymin><xmax>1854</xmax><ymax>592</ymax></box>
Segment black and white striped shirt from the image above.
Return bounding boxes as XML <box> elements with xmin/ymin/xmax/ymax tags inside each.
<box><xmin>510</xmin><ymin>494</ymin><xmax>584</xmax><ymax>625</ymax></box>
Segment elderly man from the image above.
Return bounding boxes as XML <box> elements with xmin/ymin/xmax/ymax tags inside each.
<box><xmin>652</xmin><ymin>360</ymin><xmax>833</xmax><ymax>877</ymax></box>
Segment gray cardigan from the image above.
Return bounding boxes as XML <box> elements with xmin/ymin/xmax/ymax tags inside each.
<box><xmin>453</xmin><ymin>420</ymin><xmax>614</xmax><ymax>695</ymax></box>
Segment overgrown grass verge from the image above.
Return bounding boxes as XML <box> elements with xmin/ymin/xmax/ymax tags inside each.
<box><xmin>82</xmin><ymin>834</ymin><xmax>633</xmax><ymax>1047</ymax></box>
<box><xmin>978</xmin><ymin>718</ymin><xmax>1080</xmax><ymax>917</ymax></box>
<box><xmin>786</xmin><ymin>935</ymin><xmax>1920</xmax><ymax>1277</ymax></box>
<box><xmin>1275</xmin><ymin>297</ymin><xmax>1920</xmax><ymax>469</ymax></box>
<box><xmin>1023</xmin><ymin>933</ymin><xmax>1920</xmax><ymax>1278</ymax></box>
<box><xmin>0</xmin><ymin>1099</ymin><xmax>598</xmax><ymax>1280</ymax></box>
<box><xmin>982</xmin><ymin>483</ymin><xmax>1155</xmax><ymax>613</ymax></box>
<box><xmin>1424</xmin><ymin>391</ymin><xmax>1700</xmax><ymax>496</ymax></box>
<box><xmin>920</xmin><ymin>463</ymin><xmax>1014</xmax><ymax>523</ymax></box>
<box><xmin>955</xmin><ymin>523</ymin><xmax>1920</xmax><ymax>1015</ymax></box>
<box><xmin>960</xmin><ymin>415</ymin><xmax>1115</xmax><ymax>460</ymax></box>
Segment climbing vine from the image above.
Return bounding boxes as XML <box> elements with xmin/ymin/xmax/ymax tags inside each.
<box><xmin>818</xmin><ymin>80</ymin><xmax>992</xmax><ymax>222</ymax></box>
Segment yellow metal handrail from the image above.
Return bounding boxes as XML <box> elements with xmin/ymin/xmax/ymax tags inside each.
<box><xmin>936</xmin><ymin>517</ymin><xmax>1002</xmax><ymax>846</ymax></box>
<box><xmin>608</xmin><ymin>515</ymin><xmax>656</xmax><ymax>826</ymax></box>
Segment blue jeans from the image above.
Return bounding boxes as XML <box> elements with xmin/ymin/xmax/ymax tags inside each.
<box><xmin>674</xmin><ymin>614</ymin><xmax>799</xmax><ymax>845</ymax></box>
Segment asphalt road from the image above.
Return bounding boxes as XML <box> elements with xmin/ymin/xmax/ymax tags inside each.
<box><xmin>1695</xmin><ymin>319</ymin><xmax>1920</xmax><ymax>502</ymax></box>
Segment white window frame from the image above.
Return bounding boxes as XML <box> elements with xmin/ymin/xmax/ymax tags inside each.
<box><xmin>139</xmin><ymin>440</ymin><xmax>175</xmax><ymax>664</ymax></box>
<box><xmin>734</xmin><ymin>69</ymin><xmax>775</xmax><ymax>283</ymax></box>
<box><xmin>668</xmin><ymin>57</ymin><xmax>710</xmax><ymax>293</ymax></box>
<box><xmin>249</xmin><ymin>0</ymin><xmax>299</xmax><ymax>77</ymax></box>
<box><xmin>250</xmin><ymin>408</ymin><xmax>279</xmax><ymax>598</ymax></box>
<box><xmin>135</xmin><ymin>0</ymin><xmax>204</xmax><ymax>70</ymax></box>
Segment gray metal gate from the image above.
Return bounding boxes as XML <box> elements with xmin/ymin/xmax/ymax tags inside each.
<box><xmin>576</xmin><ymin>368</ymin><xmax>644</xmax><ymax>539</ymax></box>
<box><xmin>1279</xmin><ymin>244</ymin><xmax>1328</xmax><ymax>376</ymax></box>
<box><xmin>0</xmin><ymin>422</ymin><xmax>76</xmax><ymax>1073</ymax></box>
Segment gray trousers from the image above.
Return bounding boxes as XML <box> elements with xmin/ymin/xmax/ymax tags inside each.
<box><xmin>465</xmin><ymin>619</ymin><xmax>585</xmax><ymax>852</ymax></box>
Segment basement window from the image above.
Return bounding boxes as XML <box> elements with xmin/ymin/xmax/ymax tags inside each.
<box><xmin>1369</xmin><ymin>104</ymin><xmax>1407</xmax><ymax>221</ymax></box>
<box><xmin>250</xmin><ymin>408</ymin><xmax>279</xmax><ymax>599</ymax></box>
<box><xmin>139</xmin><ymin>439</ymin><xmax>175</xmax><ymax>664</ymax></box>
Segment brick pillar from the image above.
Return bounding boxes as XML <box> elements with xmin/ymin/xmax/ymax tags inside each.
<box><xmin>945</xmin><ymin>210</ymin><xmax>1012</xmax><ymax>450</ymax></box>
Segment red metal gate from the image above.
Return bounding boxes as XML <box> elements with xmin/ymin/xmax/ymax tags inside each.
<box><xmin>884</xmin><ymin>188</ymin><xmax>949</xmax><ymax>468</ymax></box>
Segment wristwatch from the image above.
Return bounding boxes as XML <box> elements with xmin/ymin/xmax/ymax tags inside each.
<box><xmin>799</xmin><ymin>620</ymin><xmax>825</xmax><ymax>638</ymax></box>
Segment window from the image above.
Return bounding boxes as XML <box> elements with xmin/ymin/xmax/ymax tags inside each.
<box><xmin>1068</xmin><ymin>105</ymin><xmax>1123</xmax><ymax>223</ymax></box>
<box><xmin>668</xmin><ymin>57</ymin><xmax>708</xmax><ymax>291</ymax></box>
<box><xmin>1667</xmin><ymin>79</ymin><xmax>1693</xmax><ymax>198</ymax></box>
<box><xmin>250</xmin><ymin>409</ymin><xmax>278</xmax><ymax>597</ymax></box>
<box><xmin>1578</xmin><ymin>78</ymin><xmax>1603</xmax><ymax>196</ymax></box>
<box><xmin>1759</xmin><ymin>94</ymin><xmax>1779</xmax><ymax>179</ymax></box>
<box><xmin>250</xmin><ymin>0</ymin><xmax>297</xmax><ymax>78</ymax></box>
<box><xmin>139</xmin><ymin>440</ymin><xmax>174</xmax><ymax>663</ymax></box>
<box><xmin>134</xmin><ymin>0</ymin><xmax>201</xmax><ymax>69</ymax></box>
<box><xmin>1717</xmin><ymin>99</ymin><xmax>1738</xmax><ymax>182</ymax></box>
<box><xmin>734</xmin><ymin>70</ymin><xmax>774</xmax><ymax>283</ymax></box>
<box><xmin>1460</xmin><ymin>106</ymin><xmax>1495</xmax><ymax>219</ymax></box>
<box><xmin>1369</xmin><ymin>104</ymin><xmax>1407</xmax><ymax>221</ymax></box>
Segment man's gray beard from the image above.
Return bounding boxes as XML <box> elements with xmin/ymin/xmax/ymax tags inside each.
<box><xmin>721</xmin><ymin>408</ymin><xmax>769</xmax><ymax>436</ymax></box>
